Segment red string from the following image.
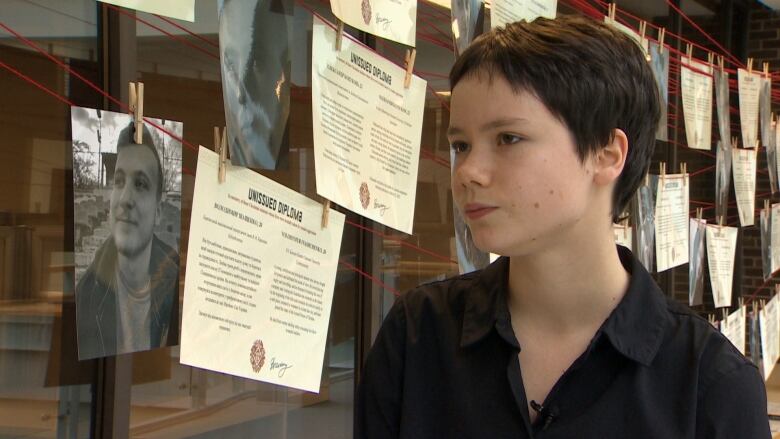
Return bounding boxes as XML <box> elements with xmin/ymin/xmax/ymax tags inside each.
<box><xmin>345</xmin><ymin>218</ymin><xmax>457</xmax><ymax>264</ymax></box>
<box><xmin>340</xmin><ymin>259</ymin><xmax>401</xmax><ymax>297</ymax></box>
<box><xmin>0</xmin><ymin>22</ymin><xmax>200</xmax><ymax>152</ymax></box>
<box><xmin>0</xmin><ymin>60</ymin><xmax>75</xmax><ymax>107</ymax></box>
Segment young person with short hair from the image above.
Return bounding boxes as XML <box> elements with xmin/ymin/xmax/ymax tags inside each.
<box><xmin>356</xmin><ymin>15</ymin><xmax>770</xmax><ymax>438</ymax></box>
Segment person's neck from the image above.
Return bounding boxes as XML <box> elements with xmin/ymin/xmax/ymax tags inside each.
<box><xmin>507</xmin><ymin>226</ymin><xmax>629</xmax><ymax>337</ymax></box>
<box><xmin>116</xmin><ymin>243</ymin><xmax>152</xmax><ymax>293</ymax></box>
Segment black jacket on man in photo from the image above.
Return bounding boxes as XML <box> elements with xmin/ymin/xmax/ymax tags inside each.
<box><xmin>75</xmin><ymin>234</ymin><xmax>179</xmax><ymax>360</ymax></box>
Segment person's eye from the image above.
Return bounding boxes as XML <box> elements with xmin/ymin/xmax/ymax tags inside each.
<box><xmin>449</xmin><ymin>141</ymin><xmax>469</xmax><ymax>154</ymax></box>
<box><xmin>135</xmin><ymin>179</ymin><xmax>149</xmax><ymax>191</ymax></box>
<box><xmin>497</xmin><ymin>133</ymin><xmax>524</xmax><ymax>145</ymax></box>
<box><xmin>113</xmin><ymin>175</ymin><xmax>124</xmax><ymax>188</ymax></box>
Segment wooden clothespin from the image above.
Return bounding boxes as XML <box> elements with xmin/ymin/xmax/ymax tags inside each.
<box><xmin>607</xmin><ymin>3</ymin><xmax>616</xmax><ymax>23</ymax></box>
<box><xmin>707</xmin><ymin>52</ymin><xmax>714</xmax><ymax>68</ymax></box>
<box><xmin>660</xmin><ymin>162</ymin><xmax>666</xmax><ymax>183</ymax></box>
<box><xmin>708</xmin><ymin>314</ymin><xmax>716</xmax><ymax>326</ymax></box>
<box><xmin>764</xmin><ymin>62</ymin><xmax>770</xmax><ymax>78</ymax></box>
<box><xmin>335</xmin><ymin>19</ymin><xmax>345</xmax><ymax>51</ymax></box>
<box><xmin>731</xmin><ymin>136</ymin><xmax>739</xmax><ymax>150</ymax></box>
<box><xmin>722</xmin><ymin>308</ymin><xmax>728</xmax><ymax>321</ymax></box>
<box><xmin>214</xmin><ymin>127</ymin><xmax>228</xmax><ymax>184</ymax></box>
<box><xmin>717</xmin><ymin>213</ymin><xmax>724</xmax><ymax>231</ymax></box>
<box><xmin>696</xmin><ymin>207</ymin><xmax>703</xmax><ymax>220</ymax></box>
<box><xmin>685</xmin><ymin>44</ymin><xmax>693</xmax><ymax>63</ymax></box>
<box><xmin>321</xmin><ymin>198</ymin><xmax>331</xmax><ymax>229</ymax></box>
<box><xmin>639</xmin><ymin>21</ymin><xmax>650</xmax><ymax>61</ymax></box>
<box><xmin>753</xmin><ymin>300</ymin><xmax>759</xmax><ymax>319</ymax></box>
<box><xmin>658</xmin><ymin>27</ymin><xmax>665</xmax><ymax>49</ymax></box>
<box><xmin>739</xmin><ymin>297</ymin><xmax>744</xmax><ymax>309</ymax></box>
<box><xmin>718</xmin><ymin>55</ymin><xmax>725</xmax><ymax>73</ymax></box>
<box><xmin>775</xmin><ymin>283</ymin><xmax>780</xmax><ymax>296</ymax></box>
<box><xmin>680</xmin><ymin>162</ymin><xmax>687</xmax><ymax>185</ymax></box>
<box><xmin>404</xmin><ymin>48</ymin><xmax>417</xmax><ymax>89</ymax></box>
<box><xmin>128</xmin><ymin>82</ymin><xmax>144</xmax><ymax>144</ymax></box>
<box><xmin>765</xmin><ymin>199</ymin><xmax>771</xmax><ymax>214</ymax></box>
<box><xmin>747</xmin><ymin>58</ymin><xmax>754</xmax><ymax>74</ymax></box>
<box><xmin>621</xmin><ymin>218</ymin><xmax>629</xmax><ymax>239</ymax></box>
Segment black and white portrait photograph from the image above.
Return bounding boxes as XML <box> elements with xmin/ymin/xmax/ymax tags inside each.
<box><xmin>760</xmin><ymin>77</ymin><xmax>776</xmax><ymax>192</ymax></box>
<box><xmin>761</xmin><ymin>206</ymin><xmax>772</xmax><ymax>280</ymax></box>
<box><xmin>71</xmin><ymin>106</ymin><xmax>182</xmax><ymax>360</ymax></box>
<box><xmin>689</xmin><ymin>218</ymin><xmax>706</xmax><ymax>306</ymax></box>
<box><xmin>649</xmin><ymin>40</ymin><xmax>669</xmax><ymax>142</ymax></box>
<box><xmin>218</xmin><ymin>0</ymin><xmax>291</xmax><ymax>169</ymax></box>
<box><xmin>451</xmin><ymin>0</ymin><xmax>483</xmax><ymax>56</ymax></box>
<box><xmin>715</xmin><ymin>140</ymin><xmax>732</xmax><ymax>223</ymax></box>
<box><xmin>714</xmin><ymin>69</ymin><xmax>731</xmax><ymax>143</ymax></box>
<box><xmin>632</xmin><ymin>175</ymin><xmax>657</xmax><ymax>272</ymax></box>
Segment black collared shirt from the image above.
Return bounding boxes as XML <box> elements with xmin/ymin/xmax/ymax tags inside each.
<box><xmin>356</xmin><ymin>246</ymin><xmax>770</xmax><ymax>438</ymax></box>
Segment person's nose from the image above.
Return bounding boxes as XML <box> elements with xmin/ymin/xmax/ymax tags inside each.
<box><xmin>453</xmin><ymin>146</ymin><xmax>493</xmax><ymax>189</ymax></box>
<box><xmin>118</xmin><ymin>183</ymin><xmax>135</xmax><ymax>209</ymax></box>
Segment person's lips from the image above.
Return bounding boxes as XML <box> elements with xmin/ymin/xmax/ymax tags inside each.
<box><xmin>463</xmin><ymin>203</ymin><xmax>498</xmax><ymax>220</ymax></box>
<box><xmin>115</xmin><ymin>215</ymin><xmax>136</xmax><ymax>226</ymax></box>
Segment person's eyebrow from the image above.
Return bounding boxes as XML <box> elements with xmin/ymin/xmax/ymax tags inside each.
<box><xmin>447</xmin><ymin>118</ymin><xmax>530</xmax><ymax>137</ymax></box>
<box><xmin>132</xmin><ymin>170</ymin><xmax>151</xmax><ymax>184</ymax></box>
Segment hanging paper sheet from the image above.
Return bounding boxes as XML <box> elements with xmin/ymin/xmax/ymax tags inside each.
<box><xmin>181</xmin><ymin>147</ymin><xmax>345</xmax><ymax>393</ymax></box>
<box><xmin>330</xmin><ymin>0</ymin><xmax>417</xmax><ymax>46</ymax></box>
<box><xmin>98</xmin><ymin>0</ymin><xmax>194</xmax><ymax>21</ymax></box>
<box><xmin>732</xmin><ymin>147</ymin><xmax>757</xmax><ymax>227</ymax></box>
<box><xmin>738</xmin><ymin>68</ymin><xmax>761</xmax><ymax>149</ymax></box>
<box><xmin>311</xmin><ymin>17</ymin><xmax>425</xmax><ymax>233</ymax></box>
<box><xmin>655</xmin><ymin>173</ymin><xmax>689</xmax><ymax>272</ymax></box>
<box><xmin>491</xmin><ymin>0</ymin><xmax>557</xmax><ymax>29</ymax></box>
<box><xmin>680</xmin><ymin>58</ymin><xmax>713</xmax><ymax>150</ymax></box>
<box><xmin>706</xmin><ymin>224</ymin><xmax>737</xmax><ymax>309</ymax></box>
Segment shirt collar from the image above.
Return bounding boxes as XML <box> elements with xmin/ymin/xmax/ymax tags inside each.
<box><xmin>460</xmin><ymin>246</ymin><xmax>669</xmax><ymax>366</ymax></box>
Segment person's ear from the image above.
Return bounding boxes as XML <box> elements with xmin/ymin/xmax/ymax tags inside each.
<box><xmin>592</xmin><ymin>129</ymin><xmax>628</xmax><ymax>186</ymax></box>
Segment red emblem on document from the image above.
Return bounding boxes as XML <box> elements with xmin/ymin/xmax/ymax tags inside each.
<box><xmin>250</xmin><ymin>339</ymin><xmax>266</xmax><ymax>373</ymax></box>
<box><xmin>361</xmin><ymin>0</ymin><xmax>372</xmax><ymax>25</ymax></box>
<box><xmin>360</xmin><ymin>182</ymin><xmax>371</xmax><ymax>209</ymax></box>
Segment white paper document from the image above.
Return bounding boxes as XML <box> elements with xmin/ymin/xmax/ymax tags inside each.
<box><xmin>181</xmin><ymin>146</ymin><xmax>345</xmax><ymax>393</ymax></box>
<box><xmin>311</xmin><ymin>17</ymin><xmax>425</xmax><ymax>234</ymax></box>
<box><xmin>330</xmin><ymin>0</ymin><xmax>416</xmax><ymax>46</ymax></box>
<box><xmin>721</xmin><ymin>306</ymin><xmax>747</xmax><ymax>356</ymax></box>
<box><xmin>706</xmin><ymin>225</ymin><xmax>737</xmax><ymax>308</ymax></box>
<box><xmin>772</xmin><ymin>204</ymin><xmax>780</xmax><ymax>274</ymax></box>
<box><xmin>680</xmin><ymin>58</ymin><xmax>713</xmax><ymax>151</ymax></box>
<box><xmin>689</xmin><ymin>218</ymin><xmax>706</xmax><ymax>306</ymax></box>
<box><xmin>613</xmin><ymin>223</ymin><xmax>632</xmax><ymax>251</ymax></box>
<box><xmin>732</xmin><ymin>147</ymin><xmax>758</xmax><ymax>226</ymax></box>
<box><xmin>738</xmin><ymin>68</ymin><xmax>761</xmax><ymax>149</ymax></box>
<box><xmin>761</xmin><ymin>295</ymin><xmax>780</xmax><ymax>380</ymax></box>
<box><xmin>492</xmin><ymin>0</ymin><xmax>557</xmax><ymax>29</ymax></box>
<box><xmin>654</xmin><ymin>174</ymin><xmax>689</xmax><ymax>272</ymax></box>
<box><xmin>98</xmin><ymin>0</ymin><xmax>194</xmax><ymax>21</ymax></box>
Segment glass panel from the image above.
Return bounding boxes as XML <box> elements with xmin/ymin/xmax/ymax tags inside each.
<box><xmin>126</xmin><ymin>1</ymin><xmax>356</xmax><ymax>437</ymax></box>
<box><xmin>373</xmin><ymin>1</ymin><xmax>459</xmax><ymax>322</ymax></box>
<box><xmin>0</xmin><ymin>1</ymin><xmax>99</xmax><ymax>437</ymax></box>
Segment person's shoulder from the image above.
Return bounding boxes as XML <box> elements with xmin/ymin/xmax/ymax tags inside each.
<box><xmin>661</xmin><ymin>297</ymin><xmax>759</xmax><ymax>392</ymax></box>
<box><xmin>398</xmin><ymin>268</ymin><xmax>483</xmax><ymax>317</ymax></box>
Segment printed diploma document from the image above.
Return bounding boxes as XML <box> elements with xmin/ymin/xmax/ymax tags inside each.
<box><xmin>312</xmin><ymin>16</ymin><xmax>425</xmax><ymax>233</ymax></box>
<box><xmin>181</xmin><ymin>147</ymin><xmax>345</xmax><ymax>393</ymax></box>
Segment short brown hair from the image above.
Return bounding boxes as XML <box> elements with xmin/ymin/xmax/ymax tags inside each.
<box><xmin>450</xmin><ymin>15</ymin><xmax>661</xmax><ymax>222</ymax></box>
